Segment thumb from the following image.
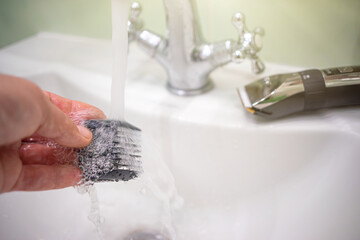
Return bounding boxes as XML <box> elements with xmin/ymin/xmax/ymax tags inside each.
<box><xmin>36</xmin><ymin>100</ymin><xmax>93</xmax><ymax>148</ymax></box>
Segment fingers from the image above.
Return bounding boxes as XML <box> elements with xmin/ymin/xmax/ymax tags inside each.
<box><xmin>0</xmin><ymin>76</ymin><xmax>105</xmax><ymax>148</ymax></box>
<box><xmin>0</xmin><ymin>144</ymin><xmax>22</xmax><ymax>194</ymax></box>
<box><xmin>0</xmin><ymin>75</ymin><xmax>46</xmax><ymax>145</ymax></box>
<box><xmin>36</xmin><ymin>99</ymin><xmax>93</xmax><ymax>148</ymax></box>
<box><xmin>19</xmin><ymin>143</ymin><xmax>78</xmax><ymax>165</ymax></box>
<box><xmin>36</xmin><ymin>91</ymin><xmax>107</xmax><ymax>148</ymax></box>
<box><xmin>1</xmin><ymin>144</ymin><xmax>81</xmax><ymax>193</ymax></box>
<box><xmin>23</xmin><ymin>91</ymin><xmax>106</xmax><ymax>148</ymax></box>
<box><xmin>22</xmin><ymin>134</ymin><xmax>48</xmax><ymax>143</ymax></box>
<box><xmin>43</xmin><ymin>91</ymin><xmax>106</xmax><ymax>122</ymax></box>
<box><xmin>11</xmin><ymin>165</ymin><xmax>81</xmax><ymax>192</ymax></box>
<box><xmin>20</xmin><ymin>144</ymin><xmax>57</xmax><ymax>165</ymax></box>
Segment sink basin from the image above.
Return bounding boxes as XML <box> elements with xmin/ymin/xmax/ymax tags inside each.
<box><xmin>0</xmin><ymin>33</ymin><xmax>360</xmax><ymax>240</ymax></box>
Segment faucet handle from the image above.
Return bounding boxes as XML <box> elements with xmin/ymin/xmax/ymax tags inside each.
<box><xmin>128</xmin><ymin>2</ymin><xmax>143</xmax><ymax>42</ymax></box>
<box><xmin>231</xmin><ymin>12</ymin><xmax>265</xmax><ymax>74</ymax></box>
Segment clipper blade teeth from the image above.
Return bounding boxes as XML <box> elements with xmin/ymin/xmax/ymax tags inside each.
<box><xmin>78</xmin><ymin>119</ymin><xmax>142</xmax><ymax>183</ymax></box>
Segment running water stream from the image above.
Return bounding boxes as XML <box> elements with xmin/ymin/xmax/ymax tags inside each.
<box><xmin>109</xmin><ymin>0</ymin><xmax>131</xmax><ymax>120</ymax></box>
<box><xmin>76</xmin><ymin>1</ymin><xmax>183</xmax><ymax>239</ymax></box>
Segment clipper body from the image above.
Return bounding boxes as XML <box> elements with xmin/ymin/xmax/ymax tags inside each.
<box><xmin>238</xmin><ymin>66</ymin><xmax>360</xmax><ymax>118</ymax></box>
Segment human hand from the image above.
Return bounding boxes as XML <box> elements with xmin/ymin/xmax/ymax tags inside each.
<box><xmin>0</xmin><ymin>74</ymin><xmax>106</xmax><ymax>193</ymax></box>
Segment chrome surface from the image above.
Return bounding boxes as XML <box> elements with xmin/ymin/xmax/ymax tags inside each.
<box><xmin>241</xmin><ymin>73</ymin><xmax>304</xmax><ymax>111</ymax></box>
<box><xmin>323</xmin><ymin>71</ymin><xmax>360</xmax><ymax>88</ymax></box>
<box><xmin>238</xmin><ymin>66</ymin><xmax>360</xmax><ymax>118</ymax></box>
<box><xmin>129</xmin><ymin>1</ymin><xmax>265</xmax><ymax>96</ymax></box>
<box><xmin>128</xmin><ymin>2</ymin><xmax>143</xmax><ymax>43</ymax></box>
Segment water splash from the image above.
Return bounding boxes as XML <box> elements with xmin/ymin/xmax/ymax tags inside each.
<box><xmin>76</xmin><ymin>184</ymin><xmax>105</xmax><ymax>240</ymax></box>
<box><xmin>137</xmin><ymin>134</ymin><xmax>184</xmax><ymax>240</ymax></box>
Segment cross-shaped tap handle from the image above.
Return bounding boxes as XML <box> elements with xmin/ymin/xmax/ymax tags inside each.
<box><xmin>231</xmin><ymin>12</ymin><xmax>265</xmax><ymax>74</ymax></box>
<box><xmin>128</xmin><ymin>2</ymin><xmax>143</xmax><ymax>42</ymax></box>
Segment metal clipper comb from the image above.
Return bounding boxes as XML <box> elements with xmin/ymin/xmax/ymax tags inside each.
<box><xmin>78</xmin><ymin>119</ymin><xmax>142</xmax><ymax>182</ymax></box>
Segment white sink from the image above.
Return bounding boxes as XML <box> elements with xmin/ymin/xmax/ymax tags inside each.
<box><xmin>0</xmin><ymin>33</ymin><xmax>360</xmax><ymax>240</ymax></box>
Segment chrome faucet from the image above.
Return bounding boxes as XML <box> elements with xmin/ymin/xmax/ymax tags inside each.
<box><xmin>128</xmin><ymin>1</ymin><xmax>265</xmax><ymax>96</ymax></box>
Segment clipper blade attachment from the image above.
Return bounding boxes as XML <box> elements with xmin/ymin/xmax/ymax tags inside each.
<box><xmin>78</xmin><ymin>119</ymin><xmax>142</xmax><ymax>182</ymax></box>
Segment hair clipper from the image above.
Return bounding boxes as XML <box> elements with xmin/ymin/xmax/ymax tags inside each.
<box><xmin>237</xmin><ymin>66</ymin><xmax>360</xmax><ymax>119</ymax></box>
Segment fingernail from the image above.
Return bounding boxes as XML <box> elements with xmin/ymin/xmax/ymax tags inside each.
<box><xmin>77</xmin><ymin>125</ymin><xmax>92</xmax><ymax>140</ymax></box>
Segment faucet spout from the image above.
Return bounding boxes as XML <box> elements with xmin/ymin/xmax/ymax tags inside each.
<box><xmin>129</xmin><ymin>0</ymin><xmax>265</xmax><ymax>96</ymax></box>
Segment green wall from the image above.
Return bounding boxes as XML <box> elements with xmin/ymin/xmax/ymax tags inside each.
<box><xmin>0</xmin><ymin>0</ymin><xmax>359</xmax><ymax>67</ymax></box>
